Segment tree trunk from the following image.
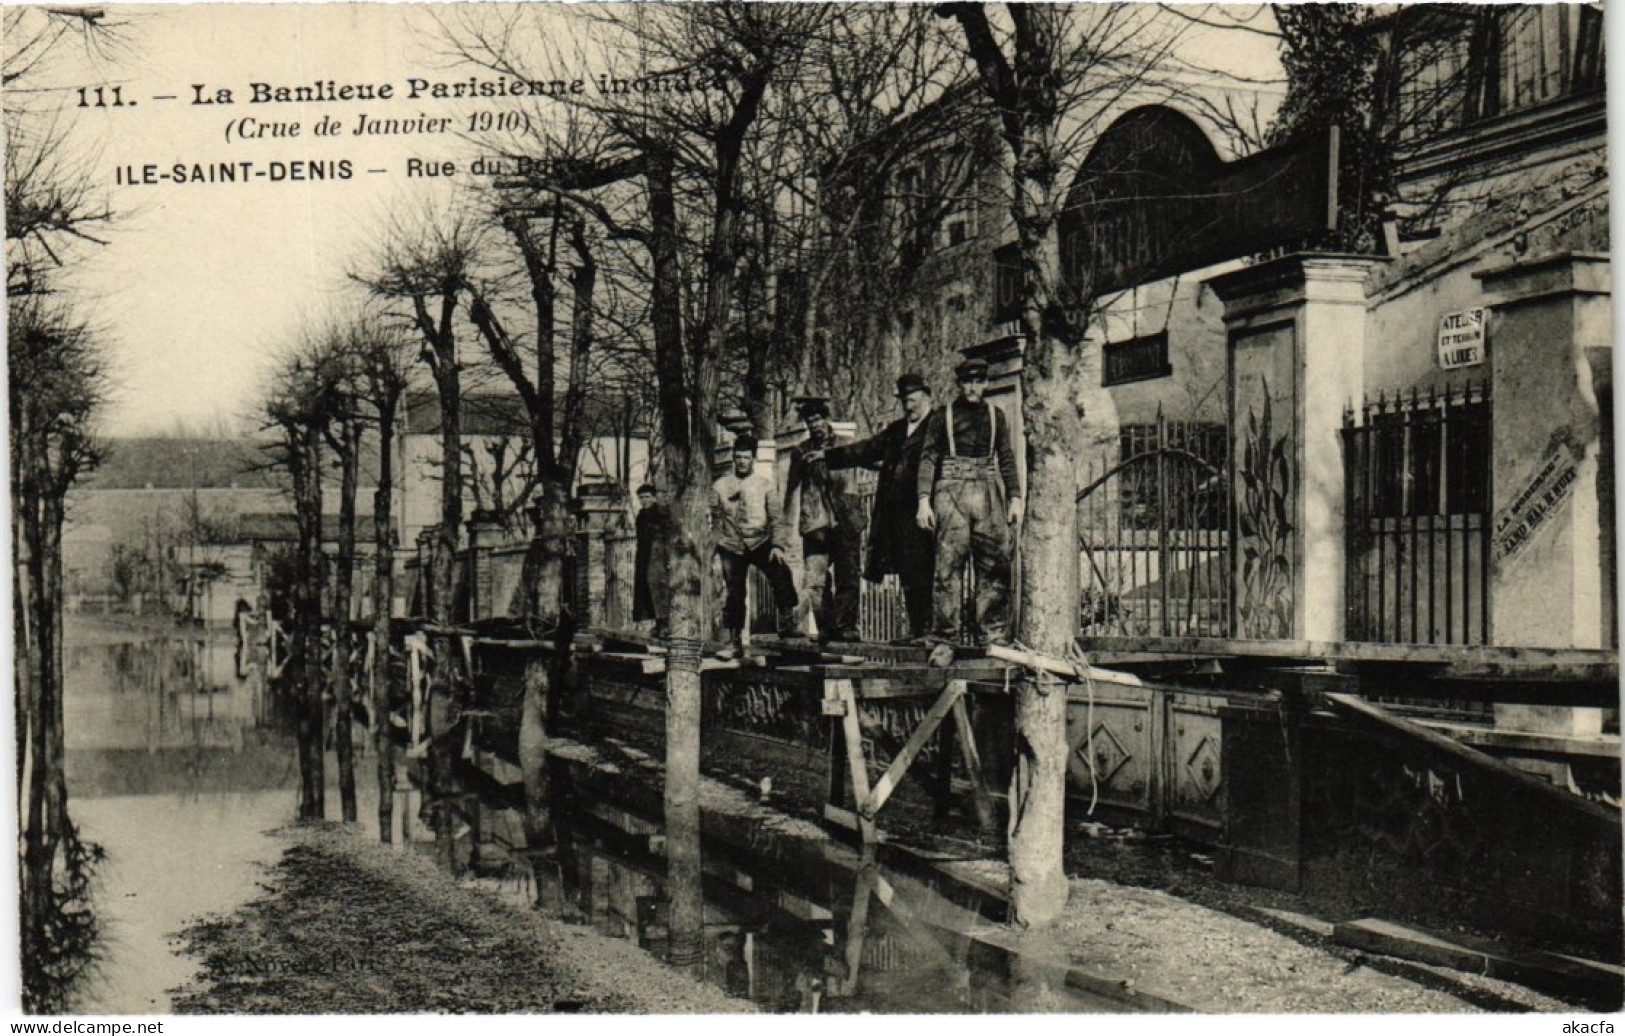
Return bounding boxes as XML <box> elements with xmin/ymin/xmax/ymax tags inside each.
<box><xmin>429</xmin><ymin>336</ymin><xmax>463</xmax><ymax>873</ymax></box>
<box><xmin>372</xmin><ymin>410</ymin><xmax>397</xmax><ymax>843</ymax></box>
<box><xmin>945</xmin><ymin>1</ymin><xmax>1119</xmax><ymax>927</ymax></box>
<box><xmin>332</xmin><ymin>422</ymin><xmax>360</xmax><ymax>823</ymax></box>
<box><xmin>647</xmin><ymin>149</ymin><xmax>708</xmax><ymax>976</ymax></box>
<box><xmin>294</xmin><ymin>422</ymin><xmax>326</xmax><ymax>821</ymax></box>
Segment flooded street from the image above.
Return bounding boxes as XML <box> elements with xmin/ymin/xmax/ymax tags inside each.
<box><xmin>61</xmin><ymin>616</ymin><xmax>364</xmax><ymax>1013</ymax></box>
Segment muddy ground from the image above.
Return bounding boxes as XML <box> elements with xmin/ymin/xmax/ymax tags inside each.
<box><xmin>169</xmin><ymin>825</ymin><xmax>749</xmax><ymax>1014</ymax></box>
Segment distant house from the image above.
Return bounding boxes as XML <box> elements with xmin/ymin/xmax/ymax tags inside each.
<box><xmin>64</xmin><ymin>437</ymin><xmax>380</xmax><ymax>624</ymax></box>
<box><xmin>397</xmin><ymin>389</ymin><xmax>651</xmax><ymax>550</ymax></box>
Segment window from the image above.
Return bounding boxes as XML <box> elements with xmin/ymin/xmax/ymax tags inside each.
<box><xmin>1395</xmin><ymin>5</ymin><xmax>1605</xmax><ymax>138</ymax></box>
<box><xmin>993</xmin><ymin>244</ymin><xmax>1022</xmax><ymax>326</ymax></box>
<box><xmin>1103</xmin><ymin>332</ymin><xmax>1172</xmax><ymax>387</ymax></box>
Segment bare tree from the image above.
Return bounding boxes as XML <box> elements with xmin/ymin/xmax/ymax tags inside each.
<box><xmin>6</xmin><ymin>7</ymin><xmax>126</xmax><ymax>1009</ymax></box>
<box><xmin>940</xmin><ymin>1</ymin><xmax>1178</xmax><ymax>927</ymax></box>
<box><xmin>354</xmin><ymin>204</ymin><xmax>488</xmax><ymax>871</ymax></box>
<box><xmin>353</xmin><ymin>312</ymin><xmax>415</xmax><ymax>843</ymax></box>
<box><xmin>261</xmin><ymin>336</ymin><xmax>347</xmax><ymax>822</ymax></box>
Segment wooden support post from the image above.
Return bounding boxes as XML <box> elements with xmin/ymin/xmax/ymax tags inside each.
<box><xmin>952</xmin><ymin>695</ymin><xmax>998</xmax><ymax>836</ymax></box>
<box><xmin>828</xmin><ymin>863</ymin><xmax>877</xmax><ymax>998</ymax></box>
<box><xmin>831</xmin><ymin>679</ymin><xmax>877</xmax><ymax>844</ymax></box>
<box><xmin>860</xmin><ymin>681</ymin><xmax>964</xmax><ymax>820</ymax></box>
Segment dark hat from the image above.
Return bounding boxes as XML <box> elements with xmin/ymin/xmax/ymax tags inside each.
<box><xmin>955</xmin><ymin>358</ymin><xmax>990</xmax><ymax>382</ymax></box>
<box><xmin>731</xmin><ymin>433</ymin><xmax>758</xmax><ymax>453</ymax></box>
<box><xmin>794</xmin><ymin>395</ymin><xmax>830</xmax><ymax>420</ymax></box>
<box><xmin>636</xmin><ymin>483</ymin><xmax>657</xmax><ymax>496</ymax></box>
<box><xmin>895</xmin><ymin>372</ymin><xmax>929</xmax><ymax>398</ymax></box>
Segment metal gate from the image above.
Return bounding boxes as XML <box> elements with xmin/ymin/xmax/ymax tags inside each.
<box><xmin>1077</xmin><ymin>414</ymin><xmax>1231</xmax><ymax>637</ymax></box>
<box><xmin>1342</xmin><ymin>383</ymin><xmax>1492</xmax><ymax>645</ymax></box>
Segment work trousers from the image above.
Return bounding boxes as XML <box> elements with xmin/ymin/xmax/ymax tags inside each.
<box><xmin>717</xmin><ymin>541</ymin><xmax>798</xmax><ymax>632</ymax></box>
<box><xmin>802</xmin><ymin>527</ymin><xmax>862</xmax><ymax>638</ymax></box>
<box><xmin>930</xmin><ymin>459</ymin><xmax>1011</xmax><ymax>642</ymax></box>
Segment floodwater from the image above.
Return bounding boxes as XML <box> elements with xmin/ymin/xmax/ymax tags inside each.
<box><xmin>463</xmin><ymin>751</ymin><xmax>1123</xmax><ymax>1013</ymax></box>
<box><xmin>58</xmin><ymin>615</ymin><xmax>1113</xmax><ymax>1014</ymax></box>
<box><xmin>61</xmin><ymin>617</ymin><xmax>373</xmax><ymax>1013</ymax></box>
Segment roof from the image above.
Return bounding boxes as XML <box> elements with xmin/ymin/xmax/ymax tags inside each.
<box><xmin>403</xmin><ymin>389</ymin><xmax>651</xmax><ymax>438</ymax></box>
<box><xmin>86</xmin><ymin>436</ymin><xmax>384</xmax><ymax>490</ymax></box>
<box><xmin>232</xmin><ymin>512</ymin><xmax>381</xmax><ymax>545</ymax></box>
<box><xmin>84</xmin><ymin>439</ymin><xmax>283</xmax><ymax>491</ymax></box>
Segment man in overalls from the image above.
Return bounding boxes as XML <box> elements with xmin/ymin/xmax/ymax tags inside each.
<box><xmin>915</xmin><ymin>359</ymin><xmax>1023</xmax><ymax>647</ymax></box>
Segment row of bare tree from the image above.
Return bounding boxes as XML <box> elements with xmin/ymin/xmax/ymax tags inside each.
<box><xmin>7</xmin><ymin>6</ymin><xmax>123</xmax><ymax>1012</ymax></box>
<box><xmin>253</xmin><ymin>3</ymin><xmax>1212</xmax><ymax>935</ymax></box>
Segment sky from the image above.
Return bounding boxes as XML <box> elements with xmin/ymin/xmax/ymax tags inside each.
<box><xmin>13</xmin><ymin>2</ymin><xmax>1288</xmax><ymax>439</ymax></box>
<box><xmin>26</xmin><ymin>3</ymin><xmax>593</xmax><ymax>435</ymax></box>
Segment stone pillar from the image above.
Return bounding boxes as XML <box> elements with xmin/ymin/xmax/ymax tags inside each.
<box><xmin>464</xmin><ymin>511</ymin><xmax>504</xmax><ymax>622</ymax></box>
<box><xmin>1476</xmin><ymin>253</ymin><xmax>1610</xmax><ymax>651</ymax></box>
<box><xmin>415</xmin><ymin>526</ymin><xmax>438</xmax><ymax>619</ymax></box>
<box><xmin>1208</xmin><ymin>255</ymin><xmax>1385</xmax><ymax>642</ymax></box>
<box><xmin>574</xmin><ymin>482</ymin><xmax>629</xmax><ymax>626</ymax></box>
<box><xmin>1475</xmin><ymin>253</ymin><xmax>1611</xmax><ymax>738</ymax></box>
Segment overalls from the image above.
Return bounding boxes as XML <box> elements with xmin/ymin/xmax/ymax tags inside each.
<box><xmin>930</xmin><ymin>402</ymin><xmax>1012</xmax><ymax>643</ymax></box>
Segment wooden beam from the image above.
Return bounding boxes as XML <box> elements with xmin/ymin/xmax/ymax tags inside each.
<box><xmin>987</xmin><ymin>643</ymin><xmax>1144</xmax><ymax>686</ymax></box>
<box><xmin>831</xmin><ymin>679</ymin><xmax>878</xmax><ymax>844</ymax></box>
<box><xmin>952</xmin><ymin>695</ymin><xmax>999</xmax><ymax>836</ymax></box>
<box><xmin>810</xmin><ymin>663</ymin><xmax>1012</xmax><ymax>685</ymax></box>
<box><xmin>1414</xmin><ymin>721</ymin><xmax>1621</xmax><ymax>760</ymax></box>
<box><xmin>860</xmin><ymin>681</ymin><xmax>964</xmax><ymax>820</ymax></box>
<box><xmin>1079</xmin><ymin>634</ymin><xmax>1617</xmax><ymax>678</ymax></box>
<box><xmin>1321</xmin><ymin>693</ymin><xmax>1620</xmax><ymax>825</ymax></box>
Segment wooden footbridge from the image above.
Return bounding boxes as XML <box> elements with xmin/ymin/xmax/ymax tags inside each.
<box><xmin>385</xmin><ymin>620</ymin><xmax>1621</xmax><ymax>964</ymax></box>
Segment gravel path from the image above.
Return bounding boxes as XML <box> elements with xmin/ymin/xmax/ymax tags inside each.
<box><xmin>169</xmin><ymin>824</ymin><xmax>751</xmax><ymax>1014</ymax></box>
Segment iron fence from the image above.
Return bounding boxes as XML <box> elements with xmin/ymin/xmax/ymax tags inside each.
<box><xmin>1343</xmin><ymin>382</ymin><xmax>1492</xmax><ymax>646</ymax></box>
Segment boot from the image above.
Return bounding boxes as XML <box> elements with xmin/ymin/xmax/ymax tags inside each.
<box><xmin>715</xmin><ymin>628</ymin><xmax>741</xmax><ymax>662</ymax></box>
<box><xmin>777</xmin><ymin>606</ymin><xmax>803</xmax><ymax>639</ymax></box>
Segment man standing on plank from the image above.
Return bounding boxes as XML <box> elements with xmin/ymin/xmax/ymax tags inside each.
<box><xmin>782</xmin><ymin>397</ymin><xmax>866</xmax><ymax>642</ymax></box>
<box><xmin>915</xmin><ymin>359</ymin><xmax>1023</xmax><ymax>648</ymax></box>
<box><xmin>631</xmin><ymin>482</ymin><xmax>670</xmax><ymax>638</ymax></box>
<box><xmin>712</xmin><ymin>433</ymin><xmax>799</xmax><ymax>659</ymax></box>
<box><xmin>816</xmin><ymin>373</ymin><xmax>938</xmax><ymax>641</ymax></box>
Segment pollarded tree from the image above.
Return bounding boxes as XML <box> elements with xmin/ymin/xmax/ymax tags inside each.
<box><xmin>939</xmin><ymin>1</ymin><xmax>1179</xmax><ymax>927</ymax></box>
<box><xmin>10</xmin><ymin>298</ymin><xmax>107</xmax><ymax>1012</ymax></box>
<box><xmin>261</xmin><ymin>334</ymin><xmax>349</xmax><ymax>822</ymax></box>
<box><xmin>354</xmin><ymin>204</ymin><xmax>490</xmax><ymax>870</ymax></box>
<box><xmin>352</xmin><ymin>310</ymin><xmax>416</xmax><ymax>843</ymax></box>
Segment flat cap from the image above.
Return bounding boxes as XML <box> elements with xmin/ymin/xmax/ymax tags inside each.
<box><xmin>794</xmin><ymin>396</ymin><xmax>830</xmax><ymax>419</ymax></box>
<box><xmin>954</xmin><ymin>358</ymin><xmax>989</xmax><ymax>381</ymax></box>
<box><xmin>895</xmin><ymin>372</ymin><xmax>929</xmax><ymax>397</ymax></box>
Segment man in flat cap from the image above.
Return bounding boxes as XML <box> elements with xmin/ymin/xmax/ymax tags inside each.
<box><xmin>631</xmin><ymin>483</ymin><xmax>670</xmax><ymax>638</ymax></box>
<box><xmin>916</xmin><ymin>358</ymin><xmax>1023</xmax><ymax>647</ymax></box>
<box><xmin>712</xmin><ymin>433</ymin><xmax>799</xmax><ymax>659</ymax></box>
<box><xmin>816</xmin><ymin>373</ymin><xmax>938</xmax><ymax>640</ymax></box>
<box><xmin>782</xmin><ymin>397</ymin><xmax>865</xmax><ymax>642</ymax></box>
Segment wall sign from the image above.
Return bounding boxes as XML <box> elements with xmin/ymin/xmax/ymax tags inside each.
<box><xmin>1494</xmin><ymin>443</ymin><xmax>1580</xmax><ymax>562</ymax></box>
<box><xmin>1438</xmin><ymin>308</ymin><xmax>1486</xmax><ymax>370</ymax></box>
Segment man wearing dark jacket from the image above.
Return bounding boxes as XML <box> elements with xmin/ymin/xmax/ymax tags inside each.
<box><xmin>783</xmin><ymin>398</ymin><xmax>866</xmax><ymax>642</ymax></box>
<box><xmin>631</xmin><ymin>483</ymin><xmax>670</xmax><ymax>637</ymax></box>
<box><xmin>819</xmin><ymin>373</ymin><xmax>937</xmax><ymax>640</ymax></box>
<box><xmin>916</xmin><ymin>359</ymin><xmax>1023</xmax><ymax>646</ymax></box>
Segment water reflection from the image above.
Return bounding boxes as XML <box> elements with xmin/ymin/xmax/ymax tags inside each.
<box><xmin>64</xmin><ymin>623</ymin><xmax>296</xmax><ymax>798</ymax></box>
<box><xmin>465</xmin><ymin>754</ymin><xmax>1113</xmax><ymax>1014</ymax></box>
<box><xmin>58</xmin><ymin>617</ymin><xmax>301</xmax><ymax>1013</ymax></box>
